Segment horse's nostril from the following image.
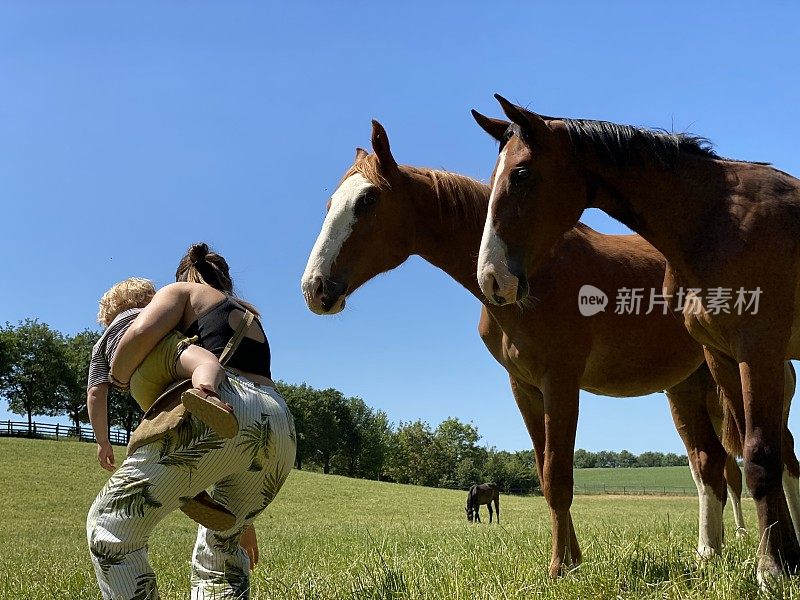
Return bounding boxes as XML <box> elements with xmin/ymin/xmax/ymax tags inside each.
<box><xmin>490</xmin><ymin>273</ymin><xmax>501</xmax><ymax>295</ymax></box>
<box><xmin>487</xmin><ymin>273</ymin><xmax>506</xmax><ymax>305</ymax></box>
<box><xmin>311</xmin><ymin>276</ymin><xmax>324</xmax><ymax>302</ymax></box>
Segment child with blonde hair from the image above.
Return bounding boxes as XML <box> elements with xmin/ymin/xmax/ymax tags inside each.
<box><xmin>87</xmin><ymin>277</ymin><xmax>238</xmax><ymax>472</ymax></box>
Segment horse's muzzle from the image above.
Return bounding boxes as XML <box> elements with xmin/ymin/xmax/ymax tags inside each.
<box><xmin>303</xmin><ymin>275</ymin><xmax>347</xmax><ymax>315</ymax></box>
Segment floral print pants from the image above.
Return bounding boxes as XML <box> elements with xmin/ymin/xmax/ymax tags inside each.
<box><xmin>87</xmin><ymin>373</ymin><xmax>296</xmax><ymax>600</ymax></box>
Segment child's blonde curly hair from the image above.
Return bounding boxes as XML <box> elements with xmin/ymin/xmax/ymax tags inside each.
<box><xmin>97</xmin><ymin>277</ymin><xmax>156</xmax><ymax>327</ymax></box>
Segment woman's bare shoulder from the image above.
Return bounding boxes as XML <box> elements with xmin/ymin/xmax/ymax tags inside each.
<box><xmin>155</xmin><ymin>282</ymin><xmax>225</xmax><ymax>309</ymax></box>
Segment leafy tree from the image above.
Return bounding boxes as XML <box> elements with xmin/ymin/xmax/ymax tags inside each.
<box><xmin>454</xmin><ymin>455</ymin><xmax>485</xmax><ymax>489</ymax></box>
<box><xmin>0</xmin><ymin>326</ymin><xmax>13</xmax><ymax>381</ymax></box>
<box><xmin>594</xmin><ymin>450</ymin><xmax>617</xmax><ymax>468</ymax></box>
<box><xmin>617</xmin><ymin>450</ymin><xmax>637</xmax><ymax>468</ymax></box>
<box><xmin>308</xmin><ymin>388</ymin><xmax>348</xmax><ymax>474</ymax></box>
<box><xmin>107</xmin><ymin>387</ymin><xmax>141</xmax><ymax>440</ymax></box>
<box><xmin>61</xmin><ymin>329</ymin><xmax>100</xmax><ymax>434</ymax></box>
<box><xmin>385</xmin><ymin>420</ymin><xmax>447</xmax><ymax>486</ymax></box>
<box><xmin>662</xmin><ymin>452</ymin><xmax>687</xmax><ymax>467</ymax></box>
<box><xmin>435</xmin><ymin>417</ymin><xmax>482</xmax><ymax>486</ymax></box>
<box><xmin>275</xmin><ymin>381</ymin><xmax>314</xmax><ymax>469</ymax></box>
<box><xmin>335</xmin><ymin>396</ymin><xmax>364</xmax><ymax>477</ymax></box>
<box><xmin>357</xmin><ymin>408</ymin><xmax>392</xmax><ymax>480</ymax></box>
<box><xmin>573</xmin><ymin>448</ymin><xmax>596</xmax><ymax>468</ymax></box>
<box><xmin>636</xmin><ymin>451</ymin><xmax>664</xmax><ymax>468</ymax></box>
<box><xmin>0</xmin><ymin>320</ymin><xmax>69</xmax><ymax>434</ymax></box>
<box><xmin>333</xmin><ymin>397</ymin><xmax>394</xmax><ymax>479</ymax></box>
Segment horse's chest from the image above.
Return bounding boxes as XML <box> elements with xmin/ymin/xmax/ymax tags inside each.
<box><xmin>500</xmin><ymin>337</ymin><xmax>543</xmax><ymax>382</ymax></box>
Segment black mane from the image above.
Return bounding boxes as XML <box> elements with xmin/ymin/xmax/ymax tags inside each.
<box><xmin>502</xmin><ymin>117</ymin><xmax>722</xmax><ymax>169</ymax></box>
<box><xmin>559</xmin><ymin>118</ymin><xmax>718</xmax><ymax>168</ymax></box>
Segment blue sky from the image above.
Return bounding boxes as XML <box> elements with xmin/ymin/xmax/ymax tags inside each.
<box><xmin>1</xmin><ymin>2</ymin><xmax>799</xmax><ymax>453</ymax></box>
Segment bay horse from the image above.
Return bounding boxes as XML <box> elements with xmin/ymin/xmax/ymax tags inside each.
<box><xmin>466</xmin><ymin>483</ymin><xmax>500</xmax><ymax>524</ymax></box>
<box><xmin>472</xmin><ymin>95</ymin><xmax>800</xmax><ymax>582</ymax></box>
<box><xmin>299</xmin><ymin>121</ymin><xmax>781</xmax><ymax>577</ymax></box>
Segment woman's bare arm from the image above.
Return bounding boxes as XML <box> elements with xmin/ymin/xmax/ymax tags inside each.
<box><xmin>110</xmin><ymin>283</ymin><xmax>189</xmax><ymax>384</ymax></box>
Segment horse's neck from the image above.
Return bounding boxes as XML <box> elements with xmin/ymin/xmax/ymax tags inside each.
<box><xmin>586</xmin><ymin>154</ymin><xmax>735</xmax><ymax>275</ymax></box>
<box><xmin>410</xmin><ymin>172</ymin><xmax>489</xmax><ymax>301</ymax></box>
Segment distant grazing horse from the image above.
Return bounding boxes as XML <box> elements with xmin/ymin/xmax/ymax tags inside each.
<box><xmin>472</xmin><ymin>95</ymin><xmax>800</xmax><ymax>582</ymax></box>
<box><xmin>466</xmin><ymin>483</ymin><xmax>500</xmax><ymax>524</ymax></box>
<box><xmin>300</xmin><ymin>121</ymin><xmax>795</xmax><ymax>578</ymax></box>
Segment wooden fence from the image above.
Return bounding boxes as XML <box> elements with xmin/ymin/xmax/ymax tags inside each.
<box><xmin>0</xmin><ymin>420</ymin><xmax>130</xmax><ymax>446</ymax></box>
<box><xmin>573</xmin><ymin>482</ymin><xmax>750</xmax><ymax>498</ymax></box>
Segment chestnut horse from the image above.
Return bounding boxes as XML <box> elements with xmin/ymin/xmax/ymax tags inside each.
<box><xmin>300</xmin><ymin>121</ymin><xmax>778</xmax><ymax>577</ymax></box>
<box><xmin>473</xmin><ymin>95</ymin><xmax>800</xmax><ymax>582</ymax></box>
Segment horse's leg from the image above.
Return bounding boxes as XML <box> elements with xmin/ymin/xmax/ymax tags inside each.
<box><xmin>724</xmin><ymin>454</ymin><xmax>747</xmax><ymax>538</ymax></box>
<box><xmin>665</xmin><ymin>366</ymin><xmax>727</xmax><ymax>559</ymax></box>
<box><xmin>540</xmin><ymin>370</ymin><xmax>580</xmax><ymax>578</ymax></box>
<box><xmin>495</xmin><ymin>496</ymin><xmax>500</xmax><ymax>525</ymax></box>
<box><xmin>780</xmin><ymin>363</ymin><xmax>800</xmax><ymax>544</ymax></box>
<box><xmin>510</xmin><ymin>377</ymin><xmax>581</xmax><ymax>572</ymax></box>
<box><xmin>510</xmin><ymin>378</ymin><xmax>573</xmax><ymax>561</ymax></box>
<box><xmin>488</xmin><ymin>501</ymin><xmax>493</xmax><ymax>524</ymax></box>
<box><xmin>738</xmin><ymin>350</ymin><xmax>800</xmax><ymax>582</ymax></box>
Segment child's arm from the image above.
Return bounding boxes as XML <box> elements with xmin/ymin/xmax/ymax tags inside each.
<box><xmin>239</xmin><ymin>524</ymin><xmax>259</xmax><ymax>569</ymax></box>
<box><xmin>87</xmin><ymin>383</ymin><xmax>115</xmax><ymax>472</ymax></box>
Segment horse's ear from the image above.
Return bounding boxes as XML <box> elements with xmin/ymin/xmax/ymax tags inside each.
<box><xmin>494</xmin><ymin>93</ymin><xmax>550</xmax><ymax>142</ymax></box>
<box><xmin>471</xmin><ymin>110</ymin><xmax>509</xmax><ymax>142</ymax></box>
<box><xmin>371</xmin><ymin>119</ymin><xmax>398</xmax><ymax>172</ymax></box>
<box><xmin>355</xmin><ymin>147</ymin><xmax>368</xmax><ymax>162</ymax></box>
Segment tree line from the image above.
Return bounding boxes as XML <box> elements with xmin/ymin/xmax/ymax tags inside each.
<box><xmin>1</xmin><ymin>319</ymin><xmax>689</xmax><ymax>494</ymax></box>
<box><xmin>573</xmin><ymin>448</ymin><xmax>689</xmax><ymax>468</ymax></box>
<box><xmin>276</xmin><ymin>381</ymin><xmax>540</xmax><ymax>492</ymax></box>
<box><xmin>0</xmin><ymin>320</ymin><xmax>140</xmax><ymax>437</ymax></box>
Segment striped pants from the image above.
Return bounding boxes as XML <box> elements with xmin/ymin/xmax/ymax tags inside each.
<box><xmin>87</xmin><ymin>372</ymin><xmax>296</xmax><ymax>600</ymax></box>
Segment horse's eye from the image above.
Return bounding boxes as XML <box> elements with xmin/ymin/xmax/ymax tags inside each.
<box><xmin>510</xmin><ymin>167</ymin><xmax>532</xmax><ymax>184</ymax></box>
<box><xmin>357</xmin><ymin>192</ymin><xmax>378</xmax><ymax>212</ymax></box>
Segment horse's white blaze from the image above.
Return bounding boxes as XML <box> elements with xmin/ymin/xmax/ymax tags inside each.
<box><xmin>689</xmin><ymin>460</ymin><xmax>723</xmax><ymax>558</ymax></box>
<box><xmin>301</xmin><ymin>173</ymin><xmax>372</xmax><ymax>306</ymax></box>
<box><xmin>478</xmin><ymin>149</ymin><xmax>518</xmax><ymax>302</ymax></box>
<box><xmin>727</xmin><ymin>484</ymin><xmax>747</xmax><ymax>537</ymax></box>
<box><xmin>782</xmin><ymin>469</ymin><xmax>800</xmax><ymax>542</ymax></box>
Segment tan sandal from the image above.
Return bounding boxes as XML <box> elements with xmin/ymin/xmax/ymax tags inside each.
<box><xmin>180</xmin><ymin>490</ymin><xmax>236</xmax><ymax>531</ymax></box>
<box><xmin>181</xmin><ymin>385</ymin><xmax>239</xmax><ymax>438</ymax></box>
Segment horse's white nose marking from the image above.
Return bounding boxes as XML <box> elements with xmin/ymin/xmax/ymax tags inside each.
<box><xmin>301</xmin><ymin>174</ymin><xmax>372</xmax><ymax>304</ymax></box>
<box><xmin>477</xmin><ymin>149</ymin><xmax>513</xmax><ymax>300</ymax></box>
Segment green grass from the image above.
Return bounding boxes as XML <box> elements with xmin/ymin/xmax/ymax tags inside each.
<box><xmin>0</xmin><ymin>437</ymin><xmax>797</xmax><ymax>599</ymax></box>
<box><xmin>573</xmin><ymin>466</ymin><xmax>697</xmax><ymax>491</ymax></box>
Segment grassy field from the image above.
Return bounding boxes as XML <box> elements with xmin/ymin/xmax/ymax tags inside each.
<box><xmin>573</xmin><ymin>465</ymin><xmax>698</xmax><ymax>491</ymax></box>
<box><xmin>0</xmin><ymin>437</ymin><xmax>796</xmax><ymax>599</ymax></box>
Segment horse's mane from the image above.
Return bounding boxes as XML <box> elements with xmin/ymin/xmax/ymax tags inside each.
<box><xmin>407</xmin><ymin>166</ymin><xmax>488</xmax><ymax>226</ymax></box>
<box><xmin>505</xmin><ymin>118</ymin><xmax>722</xmax><ymax>169</ymax></box>
<box><xmin>344</xmin><ymin>153</ymin><xmax>489</xmax><ymax>227</ymax></box>
<box><xmin>341</xmin><ymin>154</ymin><xmax>390</xmax><ymax>190</ymax></box>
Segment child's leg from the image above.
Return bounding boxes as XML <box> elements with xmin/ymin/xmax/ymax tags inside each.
<box><xmin>178</xmin><ymin>345</ymin><xmax>238</xmax><ymax>438</ymax></box>
<box><xmin>176</xmin><ymin>345</ymin><xmax>226</xmax><ymax>399</ymax></box>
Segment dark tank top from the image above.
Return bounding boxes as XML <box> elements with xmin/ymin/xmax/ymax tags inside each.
<box><xmin>185</xmin><ymin>296</ymin><xmax>272</xmax><ymax>379</ymax></box>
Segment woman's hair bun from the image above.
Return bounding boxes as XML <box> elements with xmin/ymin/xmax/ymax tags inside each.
<box><xmin>188</xmin><ymin>242</ymin><xmax>210</xmax><ymax>264</ymax></box>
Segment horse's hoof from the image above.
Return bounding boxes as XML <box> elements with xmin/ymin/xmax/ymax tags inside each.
<box><xmin>695</xmin><ymin>544</ymin><xmax>720</xmax><ymax>561</ymax></box>
<box><xmin>548</xmin><ymin>561</ymin><xmax>580</xmax><ymax>579</ymax></box>
<box><xmin>757</xmin><ymin>556</ymin><xmax>786</xmax><ymax>590</ymax></box>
